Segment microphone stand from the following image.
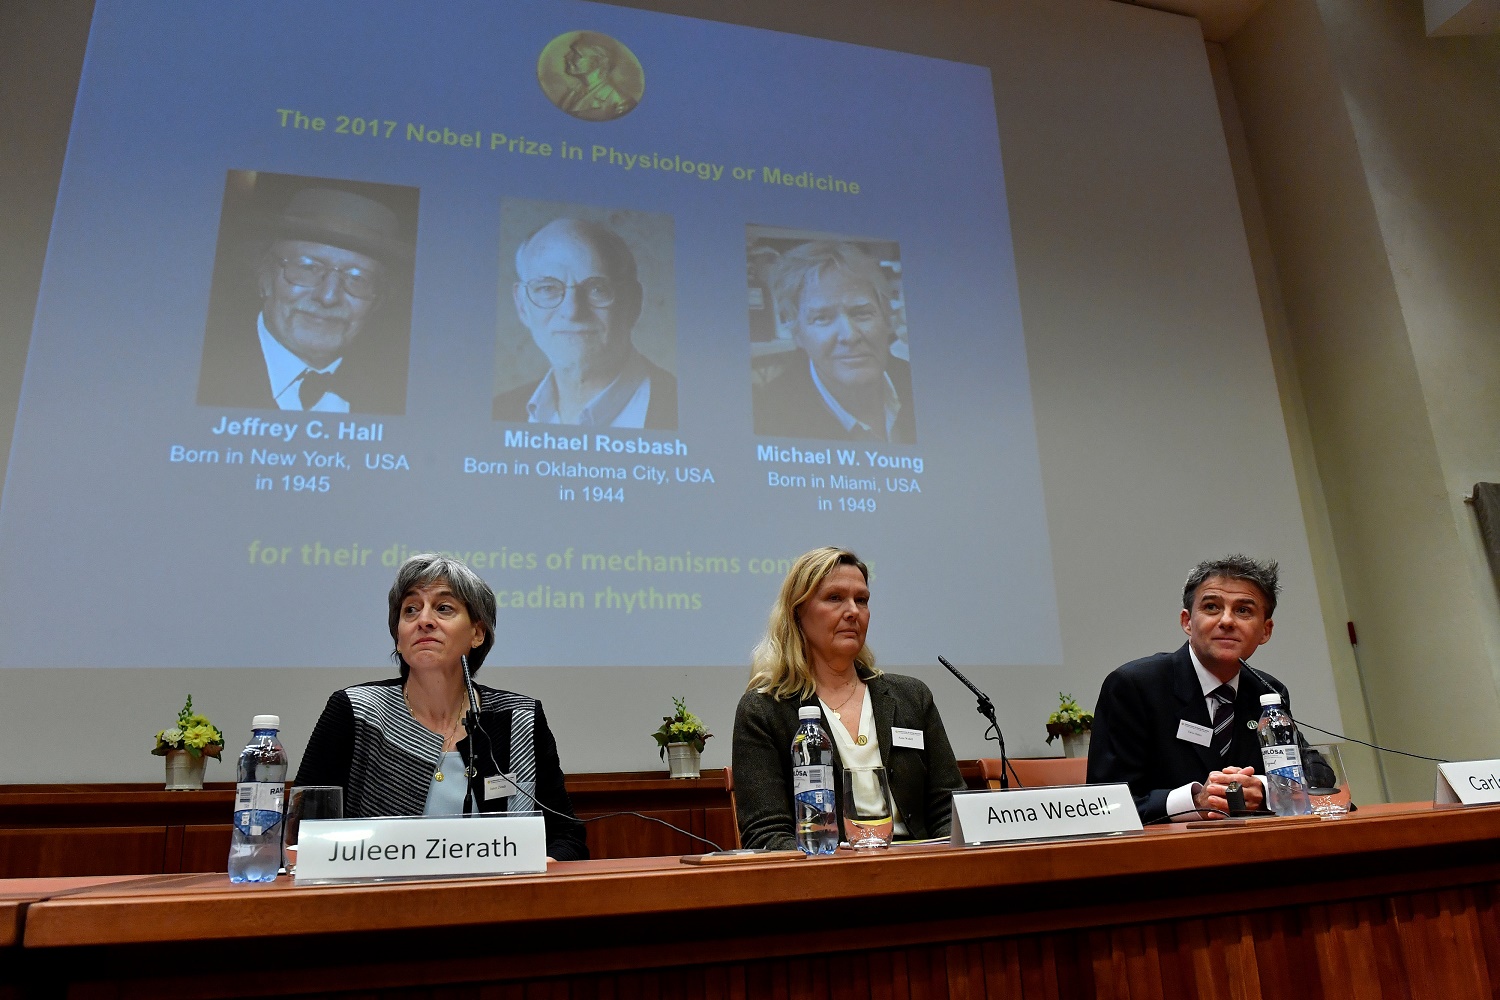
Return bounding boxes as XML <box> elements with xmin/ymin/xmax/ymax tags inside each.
<box><xmin>460</xmin><ymin>655</ymin><xmax>482</xmax><ymax>814</ymax></box>
<box><xmin>938</xmin><ymin>655</ymin><xmax>1011</xmax><ymax>789</ymax></box>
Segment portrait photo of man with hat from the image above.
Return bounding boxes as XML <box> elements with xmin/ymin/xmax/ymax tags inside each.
<box><xmin>196</xmin><ymin>171</ymin><xmax>418</xmax><ymax>415</ymax></box>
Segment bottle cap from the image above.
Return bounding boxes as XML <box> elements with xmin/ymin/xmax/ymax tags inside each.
<box><xmin>252</xmin><ymin>714</ymin><xmax>281</xmax><ymax>729</ymax></box>
<box><xmin>798</xmin><ymin>706</ymin><xmax>822</xmax><ymax>720</ymax></box>
<box><xmin>1258</xmin><ymin>693</ymin><xmax>1281</xmax><ymax>707</ymax></box>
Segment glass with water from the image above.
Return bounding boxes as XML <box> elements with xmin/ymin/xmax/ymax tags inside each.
<box><xmin>842</xmin><ymin>766</ymin><xmax>894</xmax><ymax>849</ymax></box>
<box><xmin>283</xmin><ymin>785</ymin><xmax>344</xmax><ymax>874</ymax></box>
<box><xmin>1306</xmin><ymin>743</ymin><xmax>1351</xmax><ymax>818</ymax></box>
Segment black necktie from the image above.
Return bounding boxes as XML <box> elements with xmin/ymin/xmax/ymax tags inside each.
<box><xmin>297</xmin><ymin>368</ymin><xmax>345</xmax><ymax>410</ymax></box>
<box><xmin>1209</xmin><ymin>683</ymin><xmax>1235</xmax><ymax>759</ymax></box>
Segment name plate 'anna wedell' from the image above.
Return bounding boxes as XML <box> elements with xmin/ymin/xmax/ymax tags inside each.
<box><xmin>293</xmin><ymin>814</ymin><xmax>547</xmax><ymax>884</ymax></box>
<box><xmin>949</xmin><ymin>783</ymin><xmax>1142</xmax><ymax>846</ymax></box>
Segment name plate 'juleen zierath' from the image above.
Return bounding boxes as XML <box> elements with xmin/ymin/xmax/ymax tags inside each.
<box><xmin>949</xmin><ymin>783</ymin><xmax>1142</xmax><ymax>846</ymax></box>
<box><xmin>293</xmin><ymin>814</ymin><xmax>547</xmax><ymax>883</ymax></box>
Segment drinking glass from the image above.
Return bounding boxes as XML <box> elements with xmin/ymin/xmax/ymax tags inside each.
<box><xmin>284</xmin><ymin>785</ymin><xmax>343</xmax><ymax>872</ymax></box>
<box><xmin>1306</xmin><ymin>744</ymin><xmax>1351</xmax><ymax>819</ymax></box>
<box><xmin>842</xmin><ymin>766</ymin><xmax>894</xmax><ymax>849</ymax></box>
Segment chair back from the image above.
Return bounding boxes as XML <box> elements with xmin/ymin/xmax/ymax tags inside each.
<box><xmin>979</xmin><ymin>756</ymin><xmax>1087</xmax><ymax>789</ymax></box>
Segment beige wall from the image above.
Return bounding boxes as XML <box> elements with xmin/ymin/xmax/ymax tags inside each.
<box><xmin>1220</xmin><ymin>0</ymin><xmax>1500</xmax><ymax>798</ymax></box>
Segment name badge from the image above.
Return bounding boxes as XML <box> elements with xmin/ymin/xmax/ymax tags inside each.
<box><xmin>950</xmin><ymin>784</ymin><xmax>1141</xmax><ymax>846</ymax></box>
<box><xmin>1176</xmin><ymin>720</ymin><xmax>1213</xmax><ymax>747</ymax></box>
<box><xmin>484</xmin><ymin>773</ymin><xmax>520</xmax><ymax>800</ymax></box>
<box><xmin>1435</xmin><ymin>760</ymin><xmax>1500</xmax><ymax>805</ymax></box>
<box><xmin>891</xmin><ymin>727</ymin><xmax>924</xmax><ymax>750</ymax></box>
<box><xmin>295</xmin><ymin>814</ymin><xmax>547</xmax><ymax>884</ymax></box>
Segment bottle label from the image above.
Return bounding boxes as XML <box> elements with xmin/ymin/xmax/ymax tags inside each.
<box><xmin>792</xmin><ymin>765</ymin><xmax>836</xmax><ymax>813</ymax></box>
<box><xmin>233</xmin><ymin>781</ymin><xmax>285</xmax><ymax>836</ymax></box>
<box><xmin>1261</xmin><ymin>744</ymin><xmax>1306</xmax><ymax>784</ymax></box>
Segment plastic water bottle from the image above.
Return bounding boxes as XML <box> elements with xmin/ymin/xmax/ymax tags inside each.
<box><xmin>228</xmin><ymin>715</ymin><xmax>287</xmax><ymax>883</ymax></box>
<box><xmin>791</xmin><ymin>705</ymin><xmax>838</xmax><ymax>855</ymax></box>
<box><xmin>1257</xmin><ymin>694</ymin><xmax>1311</xmax><ymax>816</ymax></box>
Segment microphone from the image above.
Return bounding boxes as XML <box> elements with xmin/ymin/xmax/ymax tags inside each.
<box><xmin>937</xmin><ymin>655</ymin><xmax>1020</xmax><ymax>789</ymax></box>
<box><xmin>456</xmin><ymin>681</ymin><xmax>726</xmax><ymax>854</ymax></box>
<box><xmin>459</xmin><ymin>656</ymin><xmax>481</xmax><ymax>813</ymax></box>
<box><xmin>461</xmin><ymin>653</ymin><xmax>482</xmax><ymax>718</ymax></box>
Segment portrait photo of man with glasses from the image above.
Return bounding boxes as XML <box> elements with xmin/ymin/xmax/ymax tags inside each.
<box><xmin>196</xmin><ymin>171</ymin><xmax>418</xmax><ymax>415</ymax></box>
<box><xmin>492</xmin><ymin>201</ymin><xmax>677</xmax><ymax>430</ymax></box>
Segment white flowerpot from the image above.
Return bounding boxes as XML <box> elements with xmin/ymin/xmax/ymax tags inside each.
<box><xmin>666</xmin><ymin>743</ymin><xmax>701</xmax><ymax>779</ymax></box>
<box><xmin>1061</xmin><ymin>730</ymin><xmax>1091</xmax><ymax>759</ymax></box>
<box><xmin>164</xmin><ymin>749</ymin><xmax>208</xmax><ymax>790</ymax></box>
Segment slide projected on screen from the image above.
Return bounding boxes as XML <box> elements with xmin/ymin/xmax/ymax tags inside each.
<box><xmin>0</xmin><ymin>0</ymin><xmax>1059</xmax><ymax>669</ymax></box>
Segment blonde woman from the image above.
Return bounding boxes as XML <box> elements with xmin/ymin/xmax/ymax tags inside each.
<box><xmin>731</xmin><ymin>547</ymin><xmax>965</xmax><ymax>849</ymax></box>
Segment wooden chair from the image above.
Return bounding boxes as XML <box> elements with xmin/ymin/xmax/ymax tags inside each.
<box><xmin>979</xmin><ymin>756</ymin><xmax>1087</xmax><ymax>789</ymax></box>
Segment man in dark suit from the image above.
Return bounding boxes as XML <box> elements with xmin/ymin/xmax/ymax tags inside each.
<box><xmin>197</xmin><ymin>185</ymin><xmax>413</xmax><ymax>415</ymax></box>
<box><xmin>1087</xmin><ymin>554</ymin><xmax>1328</xmax><ymax>822</ymax></box>
<box><xmin>752</xmin><ymin>241</ymin><xmax>916</xmax><ymax>443</ymax></box>
<box><xmin>492</xmin><ymin>218</ymin><xmax>677</xmax><ymax>429</ymax></box>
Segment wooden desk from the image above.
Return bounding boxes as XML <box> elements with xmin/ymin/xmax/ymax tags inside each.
<box><xmin>7</xmin><ymin>802</ymin><xmax>1500</xmax><ymax>998</ymax></box>
<box><xmin>0</xmin><ymin>770</ymin><xmax>740</xmax><ymax>875</ymax></box>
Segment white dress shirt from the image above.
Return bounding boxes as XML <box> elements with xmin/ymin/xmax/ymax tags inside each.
<box><xmin>1163</xmin><ymin>645</ymin><xmax>1267</xmax><ymax>820</ymax></box>
<box><xmin>525</xmin><ymin>349</ymin><xmax>653</xmax><ymax>427</ymax></box>
<box><xmin>819</xmin><ymin>687</ymin><xmax>908</xmax><ymax>836</ymax></box>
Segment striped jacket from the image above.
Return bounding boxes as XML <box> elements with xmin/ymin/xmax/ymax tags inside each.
<box><xmin>294</xmin><ymin>678</ymin><xmax>588</xmax><ymax>861</ymax></box>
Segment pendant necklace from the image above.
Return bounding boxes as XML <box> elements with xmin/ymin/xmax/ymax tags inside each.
<box><xmin>403</xmin><ymin>687</ymin><xmax>466</xmax><ymax>782</ymax></box>
<box><xmin>824</xmin><ymin>678</ymin><xmax>868</xmax><ymax>744</ymax></box>
<box><xmin>828</xmin><ymin>678</ymin><xmax>862</xmax><ymax>713</ymax></box>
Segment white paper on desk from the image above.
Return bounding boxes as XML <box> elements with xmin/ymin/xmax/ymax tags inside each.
<box><xmin>949</xmin><ymin>783</ymin><xmax>1142</xmax><ymax>846</ymax></box>
<box><xmin>294</xmin><ymin>813</ymin><xmax>547</xmax><ymax>883</ymax></box>
<box><xmin>1434</xmin><ymin>759</ymin><xmax>1500</xmax><ymax>805</ymax></box>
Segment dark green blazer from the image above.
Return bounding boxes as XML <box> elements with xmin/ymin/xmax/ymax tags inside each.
<box><xmin>731</xmin><ymin>670</ymin><xmax>965</xmax><ymax>850</ymax></box>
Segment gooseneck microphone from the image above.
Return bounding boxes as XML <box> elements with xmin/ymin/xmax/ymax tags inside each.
<box><xmin>937</xmin><ymin>655</ymin><xmax>1021</xmax><ymax>789</ymax></box>
<box><xmin>459</xmin><ymin>655</ymin><xmax>481</xmax><ymax>814</ymax></box>
<box><xmin>458</xmin><ymin>672</ymin><xmax>726</xmax><ymax>853</ymax></box>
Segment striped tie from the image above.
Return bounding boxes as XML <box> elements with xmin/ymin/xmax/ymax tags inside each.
<box><xmin>1210</xmin><ymin>683</ymin><xmax>1235</xmax><ymax>758</ymax></box>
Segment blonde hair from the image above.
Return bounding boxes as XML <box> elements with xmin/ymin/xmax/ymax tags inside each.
<box><xmin>748</xmin><ymin>546</ymin><xmax>879</xmax><ymax>700</ymax></box>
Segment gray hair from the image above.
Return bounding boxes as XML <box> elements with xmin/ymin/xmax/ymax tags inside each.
<box><xmin>769</xmin><ymin>240</ymin><xmax>894</xmax><ymax>329</ymax></box>
<box><xmin>1182</xmin><ymin>554</ymin><xmax>1280</xmax><ymax>618</ymax></box>
<box><xmin>387</xmin><ymin>554</ymin><xmax>498</xmax><ymax>677</ymax></box>
<box><xmin>515</xmin><ymin>217</ymin><xmax>639</xmax><ymax>289</ymax></box>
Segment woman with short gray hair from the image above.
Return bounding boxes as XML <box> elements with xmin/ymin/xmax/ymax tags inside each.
<box><xmin>296</xmin><ymin>554</ymin><xmax>587</xmax><ymax>860</ymax></box>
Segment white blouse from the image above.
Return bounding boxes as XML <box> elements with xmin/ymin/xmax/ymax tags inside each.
<box><xmin>819</xmin><ymin>687</ymin><xmax>908</xmax><ymax>836</ymax></box>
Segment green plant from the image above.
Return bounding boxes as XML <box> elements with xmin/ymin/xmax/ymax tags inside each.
<box><xmin>1044</xmin><ymin>692</ymin><xmax>1093</xmax><ymax>744</ymax></box>
<box><xmin>152</xmin><ymin>695</ymin><xmax>225</xmax><ymax>759</ymax></box>
<box><xmin>651</xmin><ymin>696</ymin><xmax>712</xmax><ymax>757</ymax></box>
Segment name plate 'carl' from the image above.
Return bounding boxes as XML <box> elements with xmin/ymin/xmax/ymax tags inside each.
<box><xmin>949</xmin><ymin>783</ymin><xmax>1142</xmax><ymax>846</ymax></box>
<box><xmin>1435</xmin><ymin>760</ymin><xmax>1500</xmax><ymax>806</ymax></box>
<box><xmin>294</xmin><ymin>814</ymin><xmax>547</xmax><ymax>884</ymax></box>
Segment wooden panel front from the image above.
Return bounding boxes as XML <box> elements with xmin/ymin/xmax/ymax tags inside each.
<box><xmin>14</xmin><ymin>877</ymin><xmax>1500</xmax><ymax>998</ymax></box>
<box><xmin>0</xmin><ymin>770</ymin><xmax>741</xmax><ymax>877</ymax></box>
<box><xmin>0</xmin><ymin>828</ymin><xmax>169</xmax><ymax>879</ymax></box>
<box><xmin>177</xmin><ymin>826</ymin><xmax>232</xmax><ymax>874</ymax></box>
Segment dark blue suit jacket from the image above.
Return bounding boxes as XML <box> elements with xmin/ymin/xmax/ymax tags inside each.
<box><xmin>1086</xmin><ymin>643</ymin><xmax>1326</xmax><ymax>822</ymax></box>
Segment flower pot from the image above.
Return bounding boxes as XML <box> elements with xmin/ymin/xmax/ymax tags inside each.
<box><xmin>1060</xmin><ymin>730</ymin><xmax>1091</xmax><ymax>760</ymax></box>
<box><xmin>164</xmin><ymin>749</ymin><xmax>208</xmax><ymax>790</ymax></box>
<box><xmin>665</xmin><ymin>743</ymin><xmax>701</xmax><ymax>779</ymax></box>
